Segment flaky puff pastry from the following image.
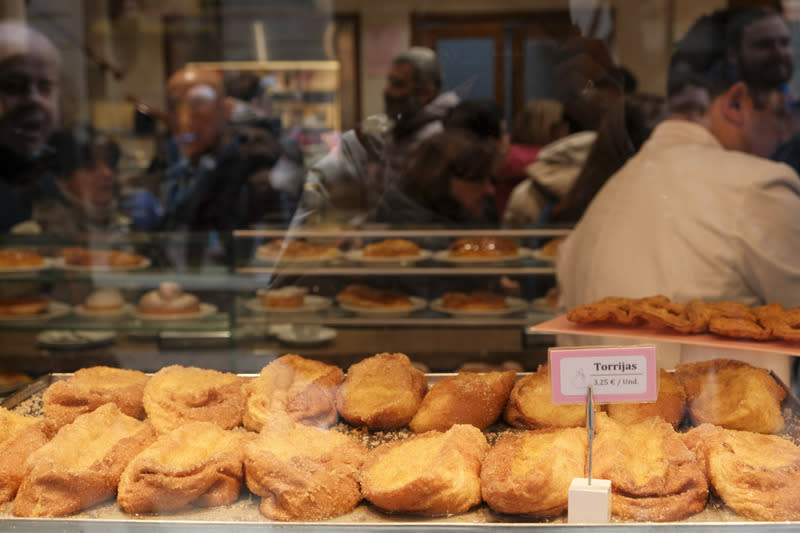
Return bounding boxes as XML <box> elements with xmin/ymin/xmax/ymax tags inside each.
<box><xmin>143</xmin><ymin>365</ymin><xmax>247</xmax><ymax>434</ymax></box>
<box><xmin>504</xmin><ymin>364</ymin><xmax>588</xmax><ymax>429</ymax></box>
<box><xmin>243</xmin><ymin>354</ymin><xmax>344</xmax><ymax>432</ymax></box>
<box><xmin>592</xmin><ymin>413</ymin><xmax>708</xmax><ymax>522</ymax></box>
<box><xmin>117</xmin><ymin>421</ymin><xmax>244</xmax><ymax>514</ymax></box>
<box><xmin>244</xmin><ymin>416</ymin><xmax>366</xmax><ymax>521</ymax></box>
<box><xmin>336</xmin><ymin>352</ymin><xmax>427</xmax><ymax>429</ymax></box>
<box><xmin>409</xmin><ymin>370</ymin><xmax>516</xmax><ymax>433</ymax></box>
<box><xmin>43</xmin><ymin>366</ymin><xmax>149</xmax><ymax>428</ymax></box>
<box><xmin>13</xmin><ymin>403</ymin><xmax>156</xmax><ymax>517</ymax></box>
<box><xmin>0</xmin><ymin>408</ymin><xmax>56</xmax><ymax>504</ymax></box>
<box><xmin>674</xmin><ymin>358</ymin><xmax>785</xmax><ymax>434</ymax></box>
<box><xmin>360</xmin><ymin>424</ymin><xmax>488</xmax><ymax>516</ymax></box>
<box><xmin>481</xmin><ymin>428</ymin><xmax>587</xmax><ymax>516</ymax></box>
<box><xmin>682</xmin><ymin>423</ymin><xmax>800</xmax><ymax>521</ymax></box>
<box><xmin>606</xmin><ymin>369</ymin><xmax>687</xmax><ymax>428</ymax></box>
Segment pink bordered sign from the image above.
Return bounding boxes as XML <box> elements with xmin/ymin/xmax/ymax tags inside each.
<box><xmin>549</xmin><ymin>344</ymin><xmax>658</xmax><ymax>404</ymax></box>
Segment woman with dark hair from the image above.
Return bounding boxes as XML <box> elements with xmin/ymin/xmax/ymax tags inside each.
<box><xmin>32</xmin><ymin>126</ymin><xmax>131</xmax><ymax>238</ymax></box>
<box><xmin>373</xmin><ymin>128</ymin><xmax>497</xmax><ymax>226</ymax></box>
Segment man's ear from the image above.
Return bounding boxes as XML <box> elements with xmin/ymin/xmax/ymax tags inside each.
<box><xmin>721</xmin><ymin>81</ymin><xmax>748</xmax><ymax>126</ymax></box>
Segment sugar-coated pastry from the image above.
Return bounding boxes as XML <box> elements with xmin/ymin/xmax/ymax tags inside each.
<box><xmin>13</xmin><ymin>403</ymin><xmax>156</xmax><ymax>517</ymax></box>
<box><xmin>143</xmin><ymin>365</ymin><xmax>246</xmax><ymax>434</ymax></box>
<box><xmin>0</xmin><ymin>408</ymin><xmax>56</xmax><ymax>504</ymax></box>
<box><xmin>43</xmin><ymin>366</ymin><xmax>149</xmax><ymax>428</ymax></box>
<box><xmin>606</xmin><ymin>369</ymin><xmax>686</xmax><ymax>428</ymax></box>
<box><xmin>243</xmin><ymin>354</ymin><xmax>344</xmax><ymax>431</ymax></box>
<box><xmin>409</xmin><ymin>370</ymin><xmax>516</xmax><ymax>432</ymax></box>
<box><xmin>361</xmin><ymin>424</ymin><xmax>489</xmax><ymax>516</ymax></box>
<box><xmin>336</xmin><ymin>352</ymin><xmax>427</xmax><ymax>429</ymax></box>
<box><xmin>244</xmin><ymin>416</ymin><xmax>366</xmax><ymax>521</ymax></box>
<box><xmin>504</xmin><ymin>364</ymin><xmax>588</xmax><ymax>429</ymax></box>
<box><xmin>481</xmin><ymin>428</ymin><xmax>587</xmax><ymax>516</ymax></box>
<box><xmin>118</xmin><ymin>421</ymin><xmax>244</xmax><ymax>514</ymax></box>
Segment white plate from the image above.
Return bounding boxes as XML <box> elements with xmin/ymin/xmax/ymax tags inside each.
<box><xmin>254</xmin><ymin>249</ymin><xmax>341</xmax><ymax>265</ymax></box>
<box><xmin>432</xmin><ymin>248</ymin><xmax>531</xmax><ymax>265</ymax></box>
<box><xmin>530</xmin><ymin>297</ymin><xmax>559</xmax><ymax>313</ymax></box>
<box><xmin>530</xmin><ymin>249</ymin><xmax>557</xmax><ymax>263</ymax></box>
<box><xmin>0</xmin><ymin>257</ymin><xmax>58</xmax><ymax>276</ymax></box>
<box><xmin>37</xmin><ymin>330</ymin><xmax>116</xmax><ymax>349</ymax></box>
<box><xmin>430</xmin><ymin>296</ymin><xmax>529</xmax><ymax>316</ymax></box>
<box><xmin>337</xmin><ymin>296</ymin><xmax>427</xmax><ymax>317</ymax></box>
<box><xmin>244</xmin><ymin>295</ymin><xmax>332</xmax><ymax>314</ymax></box>
<box><xmin>60</xmin><ymin>257</ymin><xmax>151</xmax><ymax>272</ymax></box>
<box><xmin>270</xmin><ymin>324</ymin><xmax>337</xmax><ymax>346</ymax></box>
<box><xmin>344</xmin><ymin>249</ymin><xmax>432</xmax><ymax>266</ymax></box>
<box><xmin>133</xmin><ymin>302</ymin><xmax>217</xmax><ymax>321</ymax></box>
<box><xmin>0</xmin><ymin>301</ymin><xmax>71</xmax><ymax>323</ymax></box>
<box><xmin>73</xmin><ymin>303</ymin><xmax>134</xmax><ymax>319</ymax></box>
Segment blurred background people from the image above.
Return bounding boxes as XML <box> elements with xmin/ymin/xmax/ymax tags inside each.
<box><xmin>0</xmin><ymin>21</ymin><xmax>60</xmax><ymax>232</ymax></box>
<box><xmin>32</xmin><ymin>126</ymin><xmax>129</xmax><ymax>239</ymax></box>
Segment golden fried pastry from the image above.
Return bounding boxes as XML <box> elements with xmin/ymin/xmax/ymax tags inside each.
<box><xmin>630</xmin><ymin>296</ymin><xmax>695</xmax><ymax>333</ymax></box>
<box><xmin>756</xmin><ymin>303</ymin><xmax>800</xmax><ymax>342</ymax></box>
<box><xmin>257</xmin><ymin>286</ymin><xmax>307</xmax><ymax>308</ymax></box>
<box><xmin>118</xmin><ymin>421</ymin><xmax>244</xmax><ymax>514</ymax></box>
<box><xmin>143</xmin><ymin>365</ymin><xmax>246</xmax><ymax>434</ymax></box>
<box><xmin>0</xmin><ymin>408</ymin><xmax>56</xmax><ymax>504</ymax></box>
<box><xmin>243</xmin><ymin>354</ymin><xmax>344</xmax><ymax>431</ymax></box>
<box><xmin>440</xmin><ymin>290</ymin><xmax>508</xmax><ymax>311</ymax></box>
<box><xmin>336</xmin><ymin>352</ymin><xmax>427</xmax><ymax>429</ymax></box>
<box><xmin>481</xmin><ymin>428</ymin><xmax>587</xmax><ymax>516</ymax></box>
<box><xmin>244</xmin><ymin>416</ymin><xmax>366</xmax><ymax>521</ymax></box>
<box><xmin>707</xmin><ymin>300</ymin><xmax>771</xmax><ymax>340</ymax></box>
<box><xmin>409</xmin><ymin>370</ymin><xmax>516</xmax><ymax>432</ymax></box>
<box><xmin>674</xmin><ymin>358</ymin><xmax>785</xmax><ymax>433</ymax></box>
<box><xmin>360</xmin><ymin>424</ymin><xmax>488</xmax><ymax>516</ymax></box>
<box><xmin>504</xmin><ymin>365</ymin><xmax>588</xmax><ymax>429</ymax></box>
<box><xmin>362</xmin><ymin>238</ymin><xmax>420</xmax><ymax>258</ymax></box>
<box><xmin>447</xmin><ymin>236</ymin><xmax>518</xmax><ymax>258</ymax></box>
<box><xmin>13</xmin><ymin>403</ymin><xmax>156</xmax><ymax>517</ymax></box>
<box><xmin>592</xmin><ymin>413</ymin><xmax>708</xmax><ymax>522</ymax></box>
<box><xmin>606</xmin><ymin>369</ymin><xmax>686</xmax><ymax>428</ymax></box>
<box><xmin>61</xmin><ymin>247</ymin><xmax>143</xmax><ymax>268</ymax></box>
<box><xmin>0</xmin><ymin>248</ymin><xmax>44</xmax><ymax>268</ymax></box>
<box><xmin>43</xmin><ymin>366</ymin><xmax>149</xmax><ymax>428</ymax></box>
<box><xmin>566</xmin><ymin>296</ymin><xmax>644</xmax><ymax>326</ymax></box>
<box><xmin>256</xmin><ymin>239</ymin><xmax>338</xmax><ymax>260</ymax></box>
<box><xmin>683</xmin><ymin>423</ymin><xmax>800</xmax><ymax>521</ymax></box>
<box><xmin>0</xmin><ymin>294</ymin><xmax>50</xmax><ymax>316</ymax></box>
<box><xmin>336</xmin><ymin>283</ymin><xmax>413</xmax><ymax>309</ymax></box>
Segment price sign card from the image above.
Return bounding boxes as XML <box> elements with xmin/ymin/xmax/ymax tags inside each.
<box><xmin>549</xmin><ymin>345</ymin><xmax>658</xmax><ymax>404</ymax></box>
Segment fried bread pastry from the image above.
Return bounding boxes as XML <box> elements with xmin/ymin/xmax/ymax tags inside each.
<box><xmin>0</xmin><ymin>408</ymin><xmax>56</xmax><ymax>504</ymax></box>
<box><xmin>481</xmin><ymin>428</ymin><xmax>587</xmax><ymax>516</ymax></box>
<box><xmin>13</xmin><ymin>403</ymin><xmax>156</xmax><ymax>517</ymax></box>
<box><xmin>143</xmin><ymin>365</ymin><xmax>246</xmax><ymax>434</ymax></box>
<box><xmin>440</xmin><ymin>290</ymin><xmax>508</xmax><ymax>311</ymax></box>
<box><xmin>409</xmin><ymin>370</ymin><xmax>516</xmax><ymax>432</ymax></box>
<box><xmin>360</xmin><ymin>424</ymin><xmax>488</xmax><ymax>516</ymax></box>
<box><xmin>682</xmin><ymin>424</ymin><xmax>800</xmax><ymax>521</ymax></box>
<box><xmin>592</xmin><ymin>413</ymin><xmax>708</xmax><ymax>522</ymax></box>
<box><xmin>336</xmin><ymin>283</ymin><xmax>413</xmax><ymax>309</ymax></box>
<box><xmin>756</xmin><ymin>303</ymin><xmax>800</xmax><ymax>342</ymax></box>
<box><xmin>43</xmin><ymin>366</ymin><xmax>149</xmax><ymax>428</ymax></box>
<box><xmin>336</xmin><ymin>352</ymin><xmax>427</xmax><ymax>429</ymax></box>
<box><xmin>243</xmin><ymin>354</ymin><xmax>344</xmax><ymax>431</ymax></box>
<box><xmin>606</xmin><ymin>369</ymin><xmax>686</xmax><ymax>428</ymax></box>
<box><xmin>630</xmin><ymin>296</ymin><xmax>697</xmax><ymax>333</ymax></box>
<box><xmin>447</xmin><ymin>236</ymin><xmax>518</xmax><ymax>258</ymax></box>
<box><xmin>362</xmin><ymin>238</ymin><xmax>420</xmax><ymax>258</ymax></box>
<box><xmin>566</xmin><ymin>296</ymin><xmax>644</xmax><ymax>326</ymax></box>
<box><xmin>0</xmin><ymin>248</ymin><xmax>44</xmax><ymax>268</ymax></box>
<box><xmin>118</xmin><ymin>421</ymin><xmax>244</xmax><ymax>514</ymax></box>
<box><xmin>244</xmin><ymin>416</ymin><xmax>366</xmax><ymax>521</ymax></box>
<box><xmin>504</xmin><ymin>364</ymin><xmax>588</xmax><ymax>429</ymax></box>
<box><xmin>673</xmin><ymin>358</ymin><xmax>785</xmax><ymax>433</ymax></box>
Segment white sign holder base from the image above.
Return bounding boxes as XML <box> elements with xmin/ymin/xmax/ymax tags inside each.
<box><xmin>568</xmin><ymin>478</ymin><xmax>611</xmax><ymax>523</ymax></box>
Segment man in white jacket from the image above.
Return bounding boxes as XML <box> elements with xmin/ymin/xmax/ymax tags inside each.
<box><xmin>556</xmin><ymin>10</ymin><xmax>799</xmax><ymax>380</ymax></box>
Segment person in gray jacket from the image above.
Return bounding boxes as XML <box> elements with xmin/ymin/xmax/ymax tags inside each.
<box><xmin>301</xmin><ymin>47</ymin><xmax>459</xmax><ymax>222</ymax></box>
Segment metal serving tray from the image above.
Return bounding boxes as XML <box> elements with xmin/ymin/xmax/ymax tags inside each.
<box><xmin>2</xmin><ymin>373</ymin><xmax>800</xmax><ymax>533</ymax></box>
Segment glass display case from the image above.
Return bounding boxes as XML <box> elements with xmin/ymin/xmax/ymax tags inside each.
<box><xmin>2</xmin><ymin>0</ymin><xmax>800</xmax><ymax>529</ymax></box>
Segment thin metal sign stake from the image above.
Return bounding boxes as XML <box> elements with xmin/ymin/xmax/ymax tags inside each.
<box><xmin>586</xmin><ymin>385</ymin><xmax>595</xmax><ymax>486</ymax></box>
